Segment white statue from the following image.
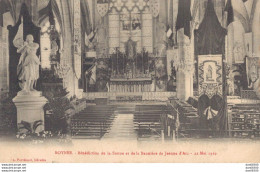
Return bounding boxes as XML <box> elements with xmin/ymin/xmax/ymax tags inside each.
<box><xmin>233</xmin><ymin>42</ymin><xmax>244</xmax><ymax>63</ymax></box>
<box><xmin>16</xmin><ymin>34</ymin><xmax>40</xmax><ymax>92</ymax></box>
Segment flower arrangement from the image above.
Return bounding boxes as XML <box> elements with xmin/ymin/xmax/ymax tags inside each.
<box><xmin>16</xmin><ymin>120</ymin><xmax>71</xmax><ymax>144</ymax></box>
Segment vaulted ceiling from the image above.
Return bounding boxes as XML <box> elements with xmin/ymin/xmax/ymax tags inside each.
<box><xmin>1</xmin><ymin>0</ymin><xmax>259</xmax><ymax>33</ymax></box>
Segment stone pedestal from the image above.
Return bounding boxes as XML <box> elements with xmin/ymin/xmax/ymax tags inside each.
<box><xmin>13</xmin><ymin>91</ymin><xmax>47</xmax><ymax>133</ymax></box>
<box><xmin>86</xmin><ymin>51</ymin><xmax>96</xmax><ymax>58</ymax></box>
<box><xmin>176</xmin><ymin>69</ymin><xmax>193</xmax><ymax>101</ymax></box>
<box><xmin>75</xmin><ymin>88</ymin><xmax>83</xmax><ymax>98</ymax></box>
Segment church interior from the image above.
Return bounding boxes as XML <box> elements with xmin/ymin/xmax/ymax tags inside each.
<box><xmin>0</xmin><ymin>0</ymin><xmax>260</xmax><ymax>142</ymax></box>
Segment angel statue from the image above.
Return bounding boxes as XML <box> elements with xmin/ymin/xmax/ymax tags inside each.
<box><xmin>14</xmin><ymin>34</ymin><xmax>40</xmax><ymax>92</ymax></box>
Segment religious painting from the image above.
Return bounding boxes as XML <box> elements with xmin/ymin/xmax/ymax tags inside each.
<box><xmin>120</xmin><ymin>13</ymin><xmax>131</xmax><ymax>31</ymax></box>
<box><xmin>198</xmin><ymin>55</ymin><xmax>223</xmax><ymax>98</ymax></box>
<box><xmin>203</xmin><ymin>62</ymin><xmax>217</xmax><ymax>83</ymax></box>
<box><xmin>131</xmin><ymin>14</ymin><xmax>141</xmax><ymax>30</ymax></box>
<box><xmin>246</xmin><ymin>57</ymin><xmax>260</xmax><ymax>98</ymax></box>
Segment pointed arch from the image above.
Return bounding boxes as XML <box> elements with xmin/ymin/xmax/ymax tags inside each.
<box><xmin>38</xmin><ymin>0</ymin><xmax>63</xmax><ymax>34</ymax></box>
<box><xmin>249</xmin><ymin>0</ymin><xmax>258</xmax><ymax>31</ymax></box>
<box><xmin>233</xmin><ymin>10</ymin><xmax>250</xmax><ymax>32</ymax></box>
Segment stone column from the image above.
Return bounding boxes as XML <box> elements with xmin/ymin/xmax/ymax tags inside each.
<box><xmin>73</xmin><ymin>0</ymin><xmax>83</xmax><ymax>98</ymax></box>
<box><xmin>226</xmin><ymin>24</ymin><xmax>235</xmax><ymax>96</ymax></box>
<box><xmin>176</xmin><ymin>29</ymin><xmax>194</xmax><ymax>101</ymax></box>
<box><xmin>0</xmin><ymin>12</ymin><xmax>14</xmax><ymax>97</ymax></box>
<box><xmin>0</xmin><ymin>26</ymin><xmax>3</xmax><ymax>95</ymax></box>
<box><xmin>13</xmin><ymin>91</ymin><xmax>47</xmax><ymax>133</ymax></box>
<box><xmin>60</xmin><ymin>0</ymin><xmax>76</xmax><ymax>97</ymax></box>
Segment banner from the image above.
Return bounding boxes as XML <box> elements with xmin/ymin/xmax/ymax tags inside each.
<box><xmin>149</xmin><ymin>0</ymin><xmax>160</xmax><ymax>17</ymax></box>
<box><xmin>97</xmin><ymin>0</ymin><xmax>109</xmax><ymax>17</ymax></box>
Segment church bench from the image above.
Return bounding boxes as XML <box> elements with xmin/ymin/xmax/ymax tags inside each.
<box><xmin>75</xmin><ymin>112</ymin><xmax>115</xmax><ymax>115</ymax></box>
<box><xmin>71</xmin><ymin>119</ymin><xmax>114</xmax><ymax>123</ymax></box>
<box><xmin>134</xmin><ymin>111</ymin><xmax>170</xmax><ymax>114</ymax></box>
<box><xmin>71</xmin><ymin>135</ymin><xmax>104</xmax><ymax>139</ymax></box>
<box><xmin>134</xmin><ymin>126</ymin><xmax>161</xmax><ymax>130</ymax></box>
<box><xmin>71</xmin><ymin>125</ymin><xmax>112</xmax><ymax>128</ymax></box>
<box><xmin>135</xmin><ymin>107</ymin><xmax>167</xmax><ymax>111</ymax></box>
<box><xmin>76</xmin><ymin>114</ymin><xmax>114</xmax><ymax>117</ymax></box>
<box><xmin>134</xmin><ymin>114</ymin><xmax>165</xmax><ymax>117</ymax></box>
<box><xmin>71</xmin><ymin>120</ymin><xmax>113</xmax><ymax>124</ymax></box>
<box><xmin>75</xmin><ymin>113</ymin><xmax>114</xmax><ymax>117</ymax></box>
<box><xmin>79</xmin><ymin>111</ymin><xmax>115</xmax><ymax>114</ymax></box>
<box><xmin>71</xmin><ymin>129</ymin><xmax>110</xmax><ymax>132</ymax></box>
<box><xmin>134</xmin><ymin>124</ymin><xmax>161</xmax><ymax>127</ymax></box>
<box><xmin>134</xmin><ymin>120</ymin><xmax>161</xmax><ymax>123</ymax></box>
<box><xmin>72</xmin><ymin>117</ymin><xmax>114</xmax><ymax>121</ymax></box>
<box><xmin>134</xmin><ymin>117</ymin><xmax>161</xmax><ymax>119</ymax></box>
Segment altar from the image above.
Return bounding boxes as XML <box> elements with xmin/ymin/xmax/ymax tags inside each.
<box><xmin>108</xmin><ymin>38</ymin><xmax>157</xmax><ymax>93</ymax></box>
<box><xmin>109</xmin><ymin>76</ymin><xmax>153</xmax><ymax>92</ymax></box>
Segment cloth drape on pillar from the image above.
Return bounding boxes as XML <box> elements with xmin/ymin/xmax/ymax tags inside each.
<box><xmin>194</xmin><ymin>0</ymin><xmax>228</xmax><ymax>134</ymax></box>
<box><xmin>194</xmin><ymin>0</ymin><xmax>226</xmax><ymax>55</ymax></box>
<box><xmin>175</xmin><ymin>0</ymin><xmax>192</xmax><ymax>38</ymax></box>
<box><xmin>81</xmin><ymin>0</ymin><xmax>92</xmax><ymax>35</ymax></box>
<box><xmin>38</xmin><ymin>0</ymin><xmax>63</xmax><ymax>28</ymax></box>
<box><xmin>0</xmin><ymin>0</ymin><xmax>11</xmax><ymax>27</ymax></box>
<box><xmin>224</xmin><ymin>0</ymin><xmax>234</xmax><ymax>27</ymax></box>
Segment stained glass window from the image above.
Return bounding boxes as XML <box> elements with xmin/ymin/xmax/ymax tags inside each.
<box><xmin>108</xmin><ymin>0</ymin><xmax>153</xmax><ymax>54</ymax></box>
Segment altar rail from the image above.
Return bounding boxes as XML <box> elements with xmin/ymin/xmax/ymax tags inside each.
<box><xmin>83</xmin><ymin>92</ymin><xmax>176</xmax><ymax>101</ymax></box>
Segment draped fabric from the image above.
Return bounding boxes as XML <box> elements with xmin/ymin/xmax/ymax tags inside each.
<box><xmin>0</xmin><ymin>0</ymin><xmax>11</xmax><ymax>26</ymax></box>
<box><xmin>81</xmin><ymin>0</ymin><xmax>92</xmax><ymax>35</ymax></box>
<box><xmin>213</xmin><ymin>98</ymin><xmax>227</xmax><ymax>133</ymax></box>
<box><xmin>224</xmin><ymin>0</ymin><xmax>234</xmax><ymax>26</ymax></box>
<box><xmin>194</xmin><ymin>0</ymin><xmax>226</xmax><ymax>55</ymax></box>
<box><xmin>39</xmin><ymin>0</ymin><xmax>55</xmax><ymax>25</ymax></box>
<box><xmin>38</xmin><ymin>0</ymin><xmax>63</xmax><ymax>29</ymax></box>
<box><xmin>175</xmin><ymin>0</ymin><xmax>192</xmax><ymax>38</ymax></box>
<box><xmin>198</xmin><ymin>95</ymin><xmax>210</xmax><ymax>129</ymax></box>
<box><xmin>198</xmin><ymin>94</ymin><xmax>225</xmax><ymax>131</ymax></box>
<box><xmin>194</xmin><ymin>0</ymin><xmax>228</xmax><ymax>135</ymax></box>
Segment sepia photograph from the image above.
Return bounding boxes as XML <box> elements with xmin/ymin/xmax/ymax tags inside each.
<box><xmin>0</xmin><ymin>0</ymin><xmax>259</xmax><ymax>165</ymax></box>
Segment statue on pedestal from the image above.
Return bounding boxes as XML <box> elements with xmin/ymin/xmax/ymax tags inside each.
<box><xmin>15</xmin><ymin>34</ymin><xmax>40</xmax><ymax>93</ymax></box>
<box><xmin>11</xmin><ymin>4</ymin><xmax>47</xmax><ymax>135</ymax></box>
